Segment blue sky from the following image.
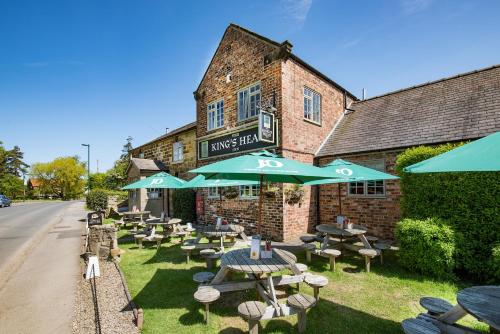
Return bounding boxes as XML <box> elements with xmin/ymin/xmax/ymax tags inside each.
<box><xmin>1</xmin><ymin>0</ymin><xmax>499</xmax><ymax>173</ymax></box>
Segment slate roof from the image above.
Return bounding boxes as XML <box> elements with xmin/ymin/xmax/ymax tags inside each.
<box><xmin>128</xmin><ymin>158</ymin><xmax>167</xmax><ymax>172</ymax></box>
<box><xmin>317</xmin><ymin>65</ymin><xmax>500</xmax><ymax>157</ymax></box>
<box><xmin>132</xmin><ymin>121</ymin><xmax>196</xmax><ymax>151</ymax></box>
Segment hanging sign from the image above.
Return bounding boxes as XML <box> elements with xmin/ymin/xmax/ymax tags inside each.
<box><xmin>258</xmin><ymin>110</ymin><xmax>275</xmax><ymax>143</ymax></box>
<box><xmin>198</xmin><ymin>124</ymin><xmax>277</xmax><ymax>160</ymax></box>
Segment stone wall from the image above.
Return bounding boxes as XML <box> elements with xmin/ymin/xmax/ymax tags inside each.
<box><xmin>88</xmin><ymin>225</ymin><xmax>118</xmax><ymax>259</ymax></box>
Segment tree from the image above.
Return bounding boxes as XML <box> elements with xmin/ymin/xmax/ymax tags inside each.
<box><xmin>104</xmin><ymin>137</ymin><xmax>133</xmax><ymax>190</ymax></box>
<box><xmin>0</xmin><ymin>141</ymin><xmax>28</xmax><ymax>199</ymax></box>
<box><xmin>31</xmin><ymin>156</ymin><xmax>86</xmax><ymax>200</ymax></box>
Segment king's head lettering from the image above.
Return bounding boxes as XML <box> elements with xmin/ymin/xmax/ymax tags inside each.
<box><xmin>257</xmin><ymin>159</ymin><xmax>283</xmax><ymax>169</ymax></box>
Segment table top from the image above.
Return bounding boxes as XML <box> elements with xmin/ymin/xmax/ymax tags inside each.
<box><xmin>122</xmin><ymin>211</ymin><xmax>150</xmax><ymax>215</ymax></box>
<box><xmin>198</xmin><ymin>224</ymin><xmax>244</xmax><ymax>237</ymax></box>
<box><xmin>316</xmin><ymin>224</ymin><xmax>367</xmax><ymax>236</ymax></box>
<box><xmin>457</xmin><ymin>285</ymin><xmax>500</xmax><ymax>330</ymax></box>
<box><xmin>221</xmin><ymin>247</ymin><xmax>297</xmax><ymax>274</ymax></box>
<box><xmin>145</xmin><ymin>219</ymin><xmax>169</xmax><ymax>226</ymax></box>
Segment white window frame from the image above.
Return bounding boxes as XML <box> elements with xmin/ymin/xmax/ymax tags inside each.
<box><xmin>207</xmin><ymin>99</ymin><xmax>224</xmax><ymax>131</ymax></box>
<box><xmin>173</xmin><ymin>141</ymin><xmax>184</xmax><ymax>162</ymax></box>
<box><xmin>347</xmin><ymin>160</ymin><xmax>386</xmax><ymax>197</ymax></box>
<box><xmin>207</xmin><ymin>187</ymin><xmax>220</xmax><ymax>198</ymax></box>
<box><xmin>303</xmin><ymin>87</ymin><xmax>321</xmax><ymax>124</ymax></box>
<box><xmin>147</xmin><ymin>188</ymin><xmax>162</xmax><ymax>199</ymax></box>
<box><xmin>238</xmin><ymin>82</ymin><xmax>261</xmax><ymax>122</ymax></box>
<box><xmin>239</xmin><ymin>185</ymin><xmax>260</xmax><ymax>199</ymax></box>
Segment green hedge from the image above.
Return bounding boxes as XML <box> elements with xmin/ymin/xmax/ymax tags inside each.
<box><xmin>491</xmin><ymin>244</ymin><xmax>500</xmax><ymax>282</ymax></box>
<box><xmin>86</xmin><ymin>189</ymin><xmax>108</xmax><ymax>211</ymax></box>
<box><xmin>172</xmin><ymin>188</ymin><xmax>196</xmax><ymax>222</ymax></box>
<box><xmin>396</xmin><ymin>143</ymin><xmax>500</xmax><ymax>282</ymax></box>
<box><xmin>395</xmin><ymin>218</ymin><xmax>456</xmax><ymax>279</ymax></box>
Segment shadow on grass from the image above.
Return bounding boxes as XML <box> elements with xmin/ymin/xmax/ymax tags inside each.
<box><xmin>131</xmin><ymin>267</ymin><xmax>403</xmax><ymax>334</ymax></box>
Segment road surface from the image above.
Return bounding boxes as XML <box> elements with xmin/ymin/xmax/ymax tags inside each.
<box><xmin>0</xmin><ymin>201</ymin><xmax>85</xmax><ymax>333</ymax></box>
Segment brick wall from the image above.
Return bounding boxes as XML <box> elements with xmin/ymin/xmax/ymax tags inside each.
<box><xmin>317</xmin><ymin>151</ymin><xmax>402</xmax><ymax>240</ymax></box>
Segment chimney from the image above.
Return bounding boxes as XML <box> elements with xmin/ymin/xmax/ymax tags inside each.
<box><xmin>362</xmin><ymin>88</ymin><xmax>366</xmax><ymax>100</ymax></box>
<box><xmin>165</xmin><ymin>128</ymin><xmax>169</xmax><ymax>134</ymax></box>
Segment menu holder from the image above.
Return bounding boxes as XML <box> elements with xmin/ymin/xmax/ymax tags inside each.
<box><xmin>216</xmin><ymin>217</ymin><xmax>222</xmax><ymax>230</ymax></box>
<box><xmin>250</xmin><ymin>235</ymin><xmax>261</xmax><ymax>260</ymax></box>
<box><xmin>261</xmin><ymin>249</ymin><xmax>272</xmax><ymax>259</ymax></box>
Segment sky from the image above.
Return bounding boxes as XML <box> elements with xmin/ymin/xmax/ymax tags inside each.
<box><xmin>1</xmin><ymin>0</ymin><xmax>499</xmax><ymax>173</ymax></box>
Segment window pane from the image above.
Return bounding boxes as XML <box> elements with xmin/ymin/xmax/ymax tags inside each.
<box><xmin>313</xmin><ymin>93</ymin><xmax>321</xmax><ymax>123</ymax></box>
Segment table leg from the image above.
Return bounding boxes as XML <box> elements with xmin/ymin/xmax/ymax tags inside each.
<box><xmin>210</xmin><ymin>266</ymin><xmax>230</xmax><ymax>285</ymax></box>
<box><xmin>321</xmin><ymin>233</ymin><xmax>330</xmax><ymax>251</ymax></box>
<box><xmin>220</xmin><ymin>237</ymin><xmax>225</xmax><ymax>253</ymax></box>
<box><xmin>438</xmin><ymin>304</ymin><xmax>468</xmax><ymax>324</ymax></box>
<box><xmin>358</xmin><ymin>234</ymin><xmax>372</xmax><ymax>249</ymax></box>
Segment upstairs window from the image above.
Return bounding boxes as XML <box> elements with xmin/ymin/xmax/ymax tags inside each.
<box><xmin>238</xmin><ymin>83</ymin><xmax>261</xmax><ymax>121</ymax></box>
<box><xmin>239</xmin><ymin>185</ymin><xmax>260</xmax><ymax>198</ymax></box>
<box><xmin>173</xmin><ymin>142</ymin><xmax>184</xmax><ymax>162</ymax></box>
<box><xmin>207</xmin><ymin>99</ymin><xmax>224</xmax><ymax>130</ymax></box>
<box><xmin>147</xmin><ymin>188</ymin><xmax>162</xmax><ymax>199</ymax></box>
<box><xmin>304</xmin><ymin>87</ymin><xmax>321</xmax><ymax>124</ymax></box>
<box><xmin>348</xmin><ymin>160</ymin><xmax>386</xmax><ymax>197</ymax></box>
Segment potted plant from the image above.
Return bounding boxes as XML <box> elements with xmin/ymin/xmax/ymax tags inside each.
<box><xmin>222</xmin><ymin>187</ymin><xmax>239</xmax><ymax>199</ymax></box>
<box><xmin>284</xmin><ymin>184</ymin><xmax>304</xmax><ymax>205</ymax></box>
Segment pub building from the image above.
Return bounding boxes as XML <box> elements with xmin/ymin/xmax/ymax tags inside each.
<box><xmin>130</xmin><ymin>23</ymin><xmax>499</xmax><ymax>242</ymax></box>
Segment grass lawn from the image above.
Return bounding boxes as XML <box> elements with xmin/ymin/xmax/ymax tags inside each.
<box><xmin>116</xmin><ymin>227</ymin><xmax>488</xmax><ymax>334</ymax></box>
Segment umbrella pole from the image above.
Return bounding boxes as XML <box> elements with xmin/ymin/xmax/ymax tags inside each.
<box><xmin>166</xmin><ymin>189</ymin><xmax>170</xmax><ymax>218</ymax></box>
<box><xmin>338</xmin><ymin>183</ymin><xmax>342</xmax><ymax>215</ymax></box>
<box><xmin>257</xmin><ymin>174</ymin><xmax>263</xmax><ymax>235</ymax></box>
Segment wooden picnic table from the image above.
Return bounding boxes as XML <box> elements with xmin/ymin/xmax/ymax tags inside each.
<box><xmin>121</xmin><ymin>211</ymin><xmax>151</xmax><ymax>230</ymax></box>
<box><xmin>209</xmin><ymin>247</ymin><xmax>306</xmax><ymax>319</ymax></box>
<box><xmin>189</xmin><ymin>224</ymin><xmax>248</xmax><ymax>251</ymax></box>
<box><xmin>316</xmin><ymin>224</ymin><xmax>371</xmax><ymax>250</ymax></box>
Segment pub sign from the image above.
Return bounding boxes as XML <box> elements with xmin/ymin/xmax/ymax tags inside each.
<box><xmin>198</xmin><ymin>122</ymin><xmax>277</xmax><ymax>160</ymax></box>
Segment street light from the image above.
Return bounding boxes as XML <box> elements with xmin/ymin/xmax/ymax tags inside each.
<box><xmin>81</xmin><ymin>144</ymin><xmax>90</xmax><ymax>191</ymax></box>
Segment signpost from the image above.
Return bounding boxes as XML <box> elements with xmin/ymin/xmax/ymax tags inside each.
<box><xmin>258</xmin><ymin>110</ymin><xmax>275</xmax><ymax>143</ymax></box>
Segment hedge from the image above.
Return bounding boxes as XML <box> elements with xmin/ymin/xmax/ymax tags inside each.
<box><xmin>396</xmin><ymin>143</ymin><xmax>500</xmax><ymax>282</ymax></box>
<box><xmin>395</xmin><ymin>218</ymin><xmax>456</xmax><ymax>279</ymax></box>
<box><xmin>172</xmin><ymin>188</ymin><xmax>196</xmax><ymax>222</ymax></box>
<box><xmin>86</xmin><ymin>189</ymin><xmax>108</xmax><ymax>211</ymax></box>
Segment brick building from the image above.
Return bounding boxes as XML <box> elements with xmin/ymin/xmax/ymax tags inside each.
<box><xmin>194</xmin><ymin>24</ymin><xmax>356</xmax><ymax>241</ymax></box>
<box><xmin>127</xmin><ymin>122</ymin><xmax>197</xmax><ymax>216</ymax></box>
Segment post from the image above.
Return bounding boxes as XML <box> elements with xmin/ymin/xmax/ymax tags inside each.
<box><xmin>338</xmin><ymin>183</ymin><xmax>342</xmax><ymax>215</ymax></box>
<box><xmin>82</xmin><ymin>144</ymin><xmax>90</xmax><ymax>191</ymax></box>
<box><xmin>257</xmin><ymin>174</ymin><xmax>264</xmax><ymax>235</ymax></box>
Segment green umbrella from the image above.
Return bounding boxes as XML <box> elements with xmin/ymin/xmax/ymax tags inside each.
<box><xmin>122</xmin><ymin>172</ymin><xmax>186</xmax><ymax>189</ymax></box>
<box><xmin>182</xmin><ymin>175</ymin><xmax>258</xmax><ymax>188</ymax></box>
<box><xmin>190</xmin><ymin>150</ymin><xmax>336</xmax><ymax>233</ymax></box>
<box><xmin>304</xmin><ymin>159</ymin><xmax>399</xmax><ymax>215</ymax></box>
<box><xmin>405</xmin><ymin>132</ymin><xmax>500</xmax><ymax>173</ymax></box>
<box><xmin>122</xmin><ymin>172</ymin><xmax>186</xmax><ymax>217</ymax></box>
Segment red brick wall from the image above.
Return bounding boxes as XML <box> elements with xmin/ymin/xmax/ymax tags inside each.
<box><xmin>317</xmin><ymin>151</ymin><xmax>402</xmax><ymax>240</ymax></box>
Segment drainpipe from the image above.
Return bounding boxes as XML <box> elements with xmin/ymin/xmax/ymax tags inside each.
<box><xmin>313</xmin><ymin>159</ymin><xmax>320</xmax><ymax>229</ymax></box>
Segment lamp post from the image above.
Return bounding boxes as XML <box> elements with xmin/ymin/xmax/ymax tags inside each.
<box><xmin>81</xmin><ymin>144</ymin><xmax>90</xmax><ymax>191</ymax></box>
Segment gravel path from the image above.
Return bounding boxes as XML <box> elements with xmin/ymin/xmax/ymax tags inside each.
<box><xmin>73</xmin><ymin>260</ymin><xmax>139</xmax><ymax>334</ymax></box>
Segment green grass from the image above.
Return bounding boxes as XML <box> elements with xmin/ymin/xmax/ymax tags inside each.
<box><xmin>117</xmin><ymin>227</ymin><xmax>488</xmax><ymax>334</ymax></box>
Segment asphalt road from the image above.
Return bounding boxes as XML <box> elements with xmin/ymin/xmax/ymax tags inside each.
<box><xmin>0</xmin><ymin>201</ymin><xmax>76</xmax><ymax>271</ymax></box>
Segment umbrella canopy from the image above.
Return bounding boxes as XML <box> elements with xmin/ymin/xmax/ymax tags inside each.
<box><xmin>303</xmin><ymin>159</ymin><xmax>399</xmax><ymax>216</ymax></box>
<box><xmin>122</xmin><ymin>172</ymin><xmax>186</xmax><ymax>190</ymax></box>
<box><xmin>404</xmin><ymin>132</ymin><xmax>500</xmax><ymax>173</ymax></box>
<box><xmin>191</xmin><ymin>150</ymin><xmax>334</xmax><ymax>184</ymax></box>
<box><xmin>190</xmin><ymin>150</ymin><xmax>339</xmax><ymax>234</ymax></box>
<box><xmin>182</xmin><ymin>175</ymin><xmax>258</xmax><ymax>188</ymax></box>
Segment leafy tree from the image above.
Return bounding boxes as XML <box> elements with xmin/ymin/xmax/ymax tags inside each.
<box><xmin>103</xmin><ymin>137</ymin><xmax>133</xmax><ymax>190</ymax></box>
<box><xmin>31</xmin><ymin>156</ymin><xmax>86</xmax><ymax>200</ymax></box>
<box><xmin>89</xmin><ymin>172</ymin><xmax>108</xmax><ymax>189</ymax></box>
<box><xmin>0</xmin><ymin>141</ymin><xmax>28</xmax><ymax>198</ymax></box>
<box><xmin>0</xmin><ymin>174</ymin><xmax>24</xmax><ymax>198</ymax></box>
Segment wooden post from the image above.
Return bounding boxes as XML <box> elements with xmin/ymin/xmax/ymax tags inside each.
<box><xmin>249</xmin><ymin>320</ymin><xmax>259</xmax><ymax>334</ymax></box>
<box><xmin>365</xmin><ymin>256</ymin><xmax>370</xmax><ymax>272</ymax></box>
<box><xmin>257</xmin><ymin>174</ymin><xmax>264</xmax><ymax>235</ymax></box>
<box><xmin>338</xmin><ymin>183</ymin><xmax>342</xmax><ymax>215</ymax></box>
<box><xmin>329</xmin><ymin>256</ymin><xmax>336</xmax><ymax>271</ymax></box>
<box><xmin>205</xmin><ymin>304</ymin><xmax>210</xmax><ymax>324</ymax></box>
<box><xmin>298</xmin><ymin>310</ymin><xmax>307</xmax><ymax>333</ymax></box>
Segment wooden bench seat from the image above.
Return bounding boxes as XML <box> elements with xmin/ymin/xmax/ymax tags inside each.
<box><xmin>359</xmin><ymin>248</ymin><xmax>380</xmax><ymax>272</ymax></box>
<box><xmin>238</xmin><ymin>301</ymin><xmax>267</xmax><ymax>334</ymax></box>
<box><xmin>133</xmin><ymin>234</ymin><xmax>147</xmax><ymax>249</ymax></box>
<box><xmin>193</xmin><ymin>271</ymin><xmax>215</xmax><ymax>285</ymax></box>
<box><xmin>287</xmin><ymin>294</ymin><xmax>317</xmax><ymax>333</ymax></box>
<box><xmin>304</xmin><ymin>275</ymin><xmax>328</xmax><ymax>300</ymax></box>
<box><xmin>402</xmin><ymin>318</ymin><xmax>441</xmax><ymax>334</ymax></box>
<box><xmin>181</xmin><ymin>245</ymin><xmax>196</xmax><ymax>263</ymax></box>
<box><xmin>419</xmin><ymin>297</ymin><xmax>453</xmax><ymax>316</ymax></box>
<box><xmin>200</xmin><ymin>248</ymin><xmax>218</xmax><ymax>269</ymax></box>
<box><xmin>302</xmin><ymin>243</ymin><xmax>317</xmax><ymax>263</ymax></box>
<box><xmin>321</xmin><ymin>249</ymin><xmax>341</xmax><ymax>271</ymax></box>
<box><xmin>299</xmin><ymin>235</ymin><xmax>316</xmax><ymax>243</ymax></box>
<box><xmin>194</xmin><ymin>287</ymin><xmax>220</xmax><ymax>324</ymax></box>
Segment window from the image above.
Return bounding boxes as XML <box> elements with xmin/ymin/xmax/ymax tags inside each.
<box><xmin>207</xmin><ymin>99</ymin><xmax>224</xmax><ymax>130</ymax></box>
<box><xmin>303</xmin><ymin>87</ymin><xmax>321</xmax><ymax>124</ymax></box>
<box><xmin>173</xmin><ymin>141</ymin><xmax>183</xmax><ymax>162</ymax></box>
<box><xmin>147</xmin><ymin>188</ymin><xmax>162</xmax><ymax>199</ymax></box>
<box><xmin>138</xmin><ymin>152</ymin><xmax>144</xmax><ymax>158</ymax></box>
<box><xmin>208</xmin><ymin>187</ymin><xmax>219</xmax><ymax>198</ymax></box>
<box><xmin>238</xmin><ymin>83</ymin><xmax>261</xmax><ymax>121</ymax></box>
<box><xmin>348</xmin><ymin>160</ymin><xmax>386</xmax><ymax>197</ymax></box>
<box><xmin>239</xmin><ymin>185</ymin><xmax>260</xmax><ymax>198</ymax></box>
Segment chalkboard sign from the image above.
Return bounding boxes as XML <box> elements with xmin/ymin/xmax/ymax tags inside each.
<box><xmin>198</xmin><ymin>124</ymin><xmax>277</xmax><ymax>160</ymax></box>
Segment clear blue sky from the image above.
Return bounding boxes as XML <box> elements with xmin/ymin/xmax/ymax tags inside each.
<box><xmin>1</xmin><ymin>0</ymin><xmax>499</xmax><ymax>173</ymax></box>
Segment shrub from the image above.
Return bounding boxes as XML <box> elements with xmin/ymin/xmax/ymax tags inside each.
<box><xmin>172</xmin><ymin>188</ymin><xmax>196</xmax><ymax>222</ymax></box>
<box><xmin>396</xmin><ymin>143</ymin><xmax>500</xmax><ymax>281</ymax></box>
<box><xmin>395</xmin><ymin>218</ymin><xmax>456</xmax><ymax>279</ymax></box>
<box><xmin>491</xmin><ymin>244</ymin><xmax>500</xmax><ymax>282</ymax></box>
<box><xmin>86</xmin><ymin>189</ymin><xmax>108</xmax><ymax>211</ymax></box>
